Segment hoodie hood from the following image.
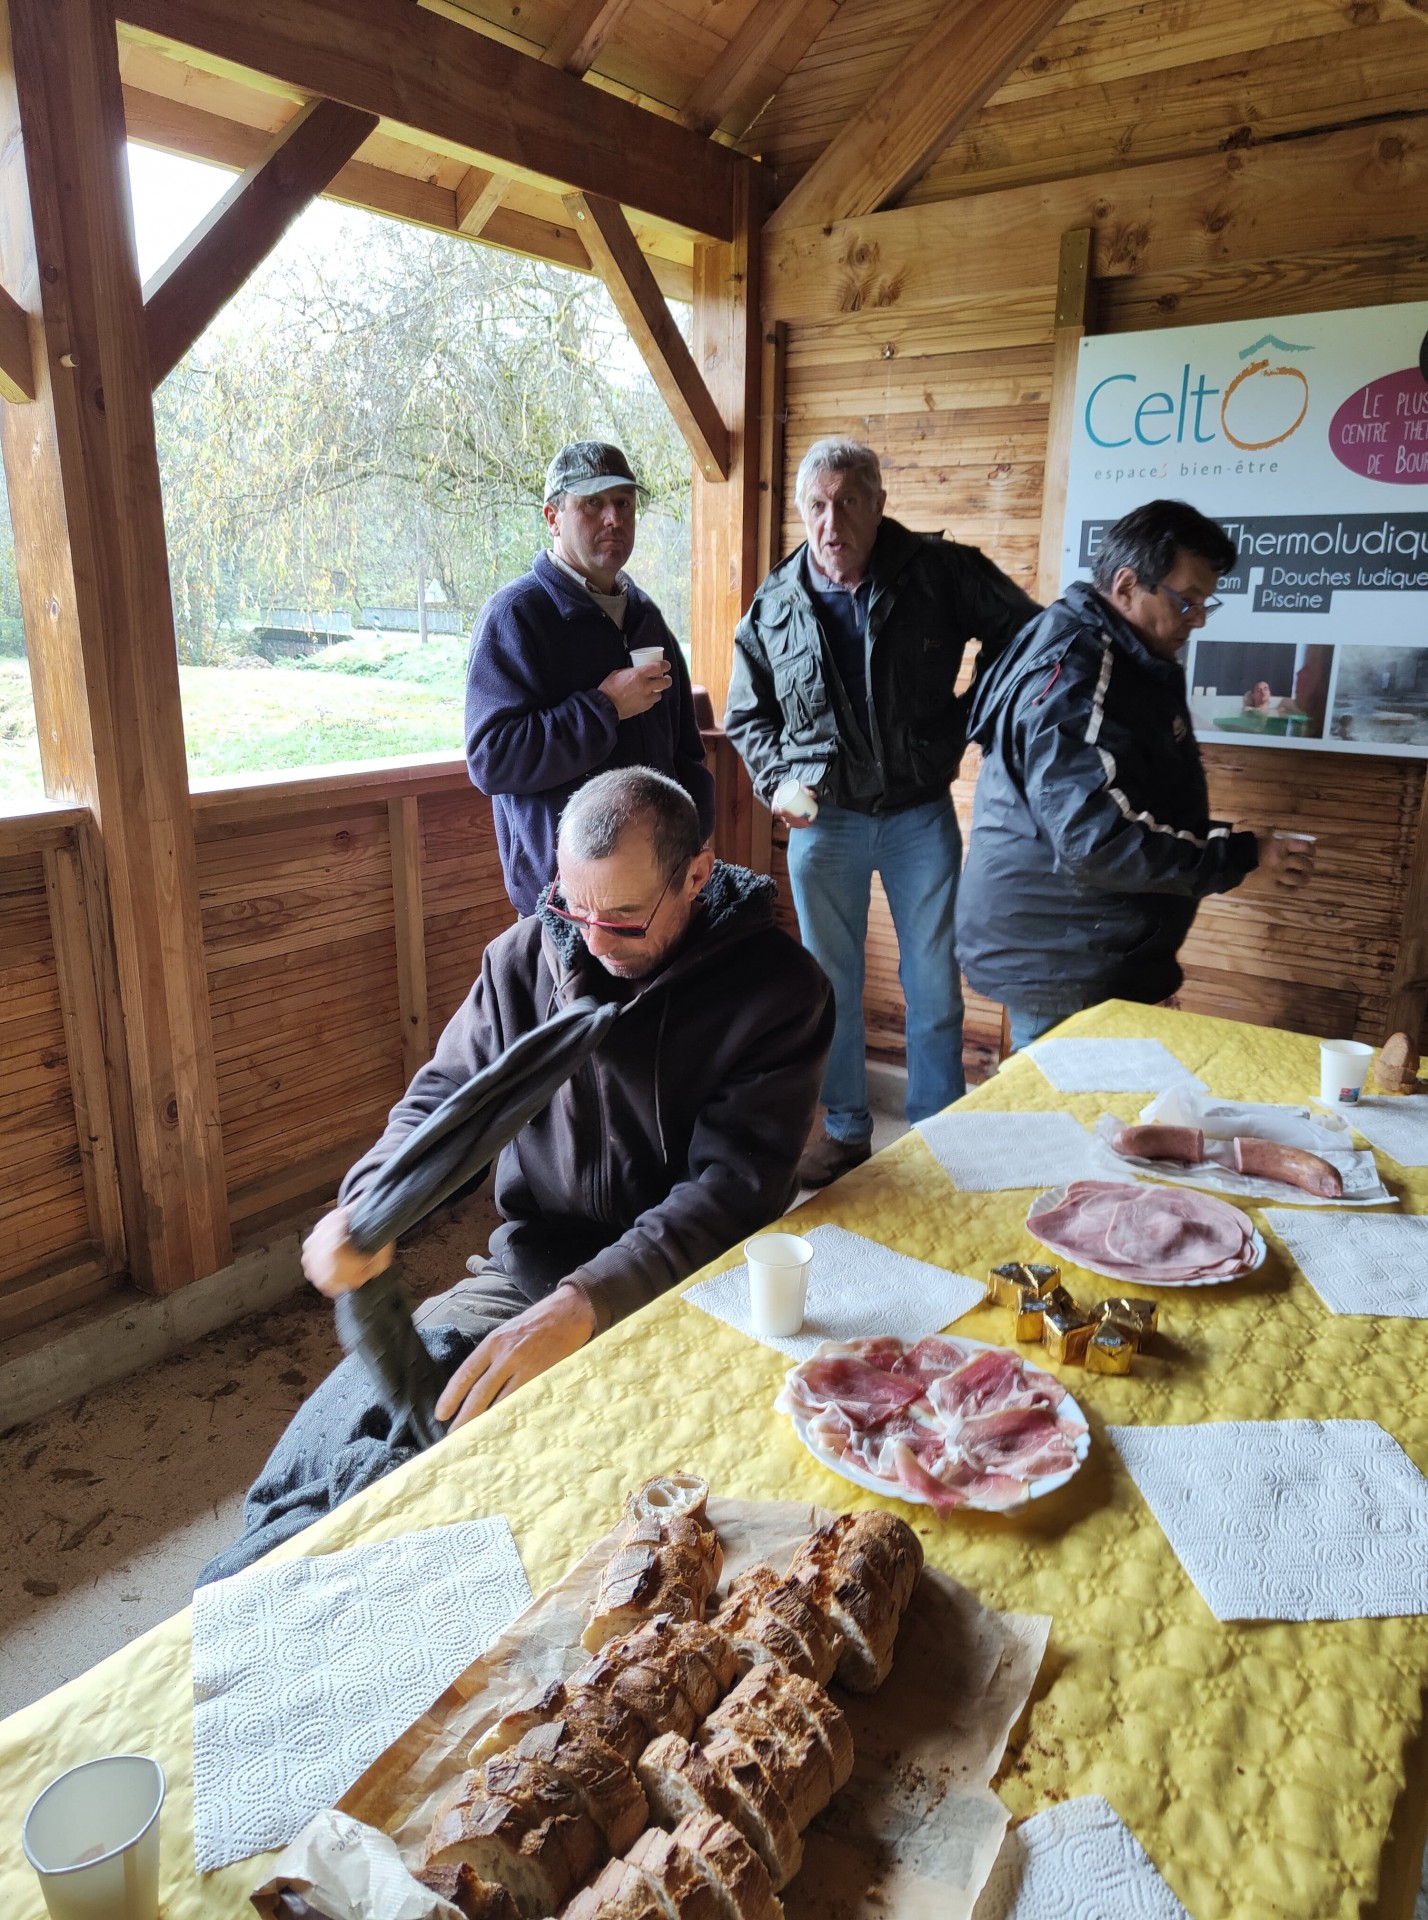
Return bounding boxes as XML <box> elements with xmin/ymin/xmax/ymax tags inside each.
<box><xmin>537</xmin><ymin>858</ymin><xmax>778</xmax><ymax>990</ymax></box>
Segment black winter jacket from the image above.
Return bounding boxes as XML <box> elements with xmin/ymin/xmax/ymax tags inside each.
<box><xmin>724</xmin><ymin>519</ymin><xmax>1038</xmax><ymax>814</ymax></box>
<box><xmin>956</xmin><ymin>582</ymin><xmax>1259</xmax><ymax>1006</ymax></box>
<box><xmin>340</xmin><ymin>863</ymin><xmax>833</xmax><ymax>1332</ymax></box>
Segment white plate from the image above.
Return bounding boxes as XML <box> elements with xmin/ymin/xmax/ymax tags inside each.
<box><xmin>1026</xmin><ymin>1182</ymin><xmax>1266</xmax><ymax>1288</ymax></box>
<box><xmin>782</xmin><ymin>1336</ymin><xmax>1091</xmax><ymax>1512</ymax></box>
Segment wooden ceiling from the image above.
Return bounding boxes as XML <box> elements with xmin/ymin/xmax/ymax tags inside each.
<box><xmin>117</xmin><ymin>0</ymin><xmax>1428</xmax><ymax>295</ymax></box>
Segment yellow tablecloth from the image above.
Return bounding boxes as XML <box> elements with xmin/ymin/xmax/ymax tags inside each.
<box><xmin>4</xmin><ymin>1001</ymin><xmax>1427</xmax><ymax>1920</ymax></box>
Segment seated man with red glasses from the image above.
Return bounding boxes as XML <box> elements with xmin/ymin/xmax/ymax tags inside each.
<box><xmin>199</xmin><ymin>767</ymin><xmax>832</xmax><ymax>1582</ymax></box>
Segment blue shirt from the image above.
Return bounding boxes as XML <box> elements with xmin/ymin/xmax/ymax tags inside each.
<box><xmin>805</xmin><ymin>555</ymin><xmax>872</xmax><ymax>743</ymax></box>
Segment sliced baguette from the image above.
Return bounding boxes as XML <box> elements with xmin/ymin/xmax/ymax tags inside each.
<box><xmin>561</xmin><ymin>1857</ymin><xmax>667</xmax><ymax>1920</ymax></box>
<box><xmin>713</xmin><ymin>1568</ymin><xmax>838</xmax><ymax>1688</ymax></box>
<box><xmin>669</xmin><ymin>1814</ymin><xmax>784</xmax><ymax>1920</ymax></box>
<box><xmin>623</xmin><ymin>1825</ymin><xmax>725</xmax><ymax>1920</ymax></box>
<box><xmin>510</xmin><ymin>1722</ymin><xmax>649</xmax><ymax>1855</ymax></box>
<box><xmin>415</xmin><ymin>1862</ymin><xmax>519</xmax><ymax>1920</ymax></box>
<box><xmin>627</xmin><ymin>1475</ymin><xmax>710</xmax><ymax>1526</ymax></box>
<box><xmin>421</xmin><ymin>1782</ymin><xmax>604</xmax><ymax>1918</ymax></box>
<box><xmin>701</xmin><ymin>1668</ymin><xmax>851</xmax><ymax>1827</ymax></box>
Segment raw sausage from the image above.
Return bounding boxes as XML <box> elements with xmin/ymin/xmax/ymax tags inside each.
<box><xmin>1109</xmin><ymin>1124</ymin><xmax>1205</xmax><ymax>1164</ymax></box>
<box><xmin>1230</xmin><ymin>1137</ymin><xmax>1343</xmax><ymax>1198</ymax></box>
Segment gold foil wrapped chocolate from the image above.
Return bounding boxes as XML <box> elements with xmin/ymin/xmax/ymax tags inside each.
<box><xmin>1092</xmin><ymin>1297</ymin><xmax>1159</xmax><ymax>1347</ymax></box>
<box><xmin>1042</xmin><ymin>1302</ymin><xmax>1096</xmax><ymax>1365</ymax></box>
<box><xmin>1086</xmin><ymin>1328</ymin><xmax>1134</xmax><ymax>1375</ymax></box>
<box><xmin>1012</xmin><ymin>1290</ymin><xmax>1051</xmax><ymax>1342</ymax></box>
<box><xmin>986</xmin><ymin>1261</ymin><xmax>1062</xmax><ymax>1308</ymax></box>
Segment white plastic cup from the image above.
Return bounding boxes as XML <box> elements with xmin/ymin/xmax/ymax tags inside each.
<box><xmin>23</xmin><ymin>1754</ymin><xmax>165</xmax><ymax>1920</ymax></box>
<box><xmin>745</xmin><ymin>1231</ymin><xmax>813</xmax><ymax>1338</ymax></box>
<box><xmin>1273</xmin><ymin>830</ymin><xmax>1318</xmax><ymax>852</ymax></box>
<box><xmin>629</xmin><ymin>646</ymin><xmax>666</xmax><ymax>670</ymax></box>
<box><xmin>1319</xmin><ymin>1039</ymin><xmax>1374</xmax><ymax>1105</ymax></box>
<box><xmin>772</xmin><ymin>777</ymin><xmax>819</xmax><ymax>822</ymax></box>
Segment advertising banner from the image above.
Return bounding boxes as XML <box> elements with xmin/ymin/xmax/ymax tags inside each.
<box><xmin>1060</xmin><ymin>301</ymin><xmax>1428</xmax><ymax>756</ymax></box>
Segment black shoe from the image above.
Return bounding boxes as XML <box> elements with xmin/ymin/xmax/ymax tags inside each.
<box><xmin>796</xmin><ymin>1130</ymin><xmax>873</xmax><ymax>1189</ymax></box>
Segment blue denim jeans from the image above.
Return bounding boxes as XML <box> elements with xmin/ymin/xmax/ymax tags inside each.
<box><xmin>785</xmin><ymin>796</ymin><xmax>965</xmax><ymax>1142</ymax></box>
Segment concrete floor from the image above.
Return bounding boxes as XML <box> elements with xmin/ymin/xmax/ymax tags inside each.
<box><xmin>4</xmin><ymin>1091</ymin><xmax>1424</xmax><ymax>1916</ymax></box>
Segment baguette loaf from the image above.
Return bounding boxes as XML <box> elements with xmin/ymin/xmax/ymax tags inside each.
<box><xmin>787</xmin><ymin>1512</ymin><xmax>921</xmax><ymax>1693</ymax></box>
<box><xmin>637</xmin><ymin>1732</ymin><xmax>801</xmax><ymax>1891</ymax></box>
<box><xmin>470</xmin><ymin>1679</ymin><xmax>650</xmax><ymax>1770</ymax></box>
<box><xmin>700</xmin><ymin>1668</ymin><xmax>851</xmax><ymax>1829</ymax></box>
<box><xmin>668</xmin><ymin>1815</ymin><xmax>784</xmax><ymax>1920</ymax></box>
<box><xmin>415</xmin><ymin>1863</ymin><xmax>520</xmax><ymax>1920</ymax></box>
<box><xmin>711</xmin><ymin>1567</ymin><xmax>837</xmax><ymax>1687</ymax></box>
<box><xmin>623</xmin><ymin>1825</ymin><xmax>725</xmax><ymax>1920</ymax></box>
<box><xmin>507</xmin><ymin>1722</ymin><xmax>649</xmax><ymax>1855</ymax></box>
<box><xmin>421</xmin><ymin>1777</ymin><xmax>604</xmax><ymax>1918</ymax></box>
<box><xmin>561</xmin><ymin>1858</ymin><xmax>667</xmax><ymax>1920</ymax></box>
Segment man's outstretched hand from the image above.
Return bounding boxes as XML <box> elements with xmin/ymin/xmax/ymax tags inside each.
<box><xmin>436</xmin><ymin>1283</ymin><xmax>597</xmax><ymax>1430</ymax></box>
<box><xmin>302</xmin><ymin>1204</ymin><xmax>394</xmax><ymax>1297</ymax></box>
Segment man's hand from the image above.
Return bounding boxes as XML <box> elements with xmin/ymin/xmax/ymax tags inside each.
<box><xmin>435</xmin><ymin>1283</ymin><xmax>597</xmax><ymax>1431</ymax></box>
<box><xmin>301</xmin><ymin>1205</ymin><xmax>394</xmax><ymax>1298</ymax></box>
<box><xmin>1254</xmin><ymin>831</ymin><xmax>1315</xmax><ymax>890</ymax></box>
<box><xmin>599</xmin><ymin>661</ymin><xmax>671</xmax><ymax>721</ymax></box>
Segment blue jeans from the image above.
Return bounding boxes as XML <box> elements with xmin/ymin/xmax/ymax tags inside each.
<box><xmin>786</xmin><ymin>796</ymin><xmax>965</xmax><ymax>1141</ymax></box>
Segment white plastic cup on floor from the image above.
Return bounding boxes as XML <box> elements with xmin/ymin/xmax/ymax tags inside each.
<box><xmin>629</xmin><ymin>646</ymin><xmax>666</xmax><ymax>670</ymax></box>
<box><xmin>745</xmin><ymin>1231</ymin><xmax>813</xmax><ymax>1338</ymax></box>
<box><xmin>22</xmin><ymin>1754</ymin><xmax>165</xmax><ymax>1920</ymax></box>
<box><xmin>1319</xmin><ymin>1039</ymin><xmax>1374</xmax><ymax>1105</ymax></box>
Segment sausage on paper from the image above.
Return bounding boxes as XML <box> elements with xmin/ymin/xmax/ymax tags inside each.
<box><xmin>1109</xmin><ymin>1123</ymin><xmax>1205</xmax><ymax>1164</ymax></box>
<box><xmin>1230</xmin><ymin>1137</ymin><xmax>1343</xmax><ymax>1198</ymax></box>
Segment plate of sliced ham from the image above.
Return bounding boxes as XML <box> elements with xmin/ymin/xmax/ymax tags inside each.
<box><xmin>775</xmin><ymin>1334</ymin><xmax>1090</xmax><ymax>1515</ymax></box>
<box><xmin>1027</xmin><ymin>1178</ymin><xmax>1265</xmax><ymax>1287</ymax></box>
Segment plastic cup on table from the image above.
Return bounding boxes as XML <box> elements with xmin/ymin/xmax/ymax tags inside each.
<box><xmin>629</xmin><ymin>646</ymin><xmax>666</xmax><ymax>670</ymax></box>
<box><xmin>745</xmin><ymin>1231</ymin><xmax>813</xmax><ymax>1338</ymax></box>
<box><xmin>23</xmin><ymin>1754</ymin><xmax>165</xmax><ymax>1920</ymax></box>
<box><xmin>1319</xmin><ymin>1039</ymin><xmax>1374</xmax><ymax>1106</ymax></box>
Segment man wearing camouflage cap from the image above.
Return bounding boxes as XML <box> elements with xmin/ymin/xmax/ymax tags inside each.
<box><xmin>466</xmin><ymin>440</ymin><xmax>715</xmax><ymax>915</ymax></box>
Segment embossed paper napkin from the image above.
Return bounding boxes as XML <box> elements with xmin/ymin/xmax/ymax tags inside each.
<box><xmin>1263</xmin><ymin>1209</ymin><xmax>1428</xmax><ymax>1316</ymax></box>
<box><xmin>974</xmin><ymin>1796</ymin><xmax>1190</xmax><ymax>1920</ymax></box>
<box><xmin>686</xmin><ymin>1222</ymin><xmax>985</xmax><ymax>1358</ymax></box>
<box><xmin>1338</xmin><ymin>1094</ymin><xmax>1428</xmax><ymax>1167</ymax></box>
<box><xmin>1026</xmin><ymin>1037</ymin><xmax>1205</xmax><ymax>1095</ymax></box>
<box><xmin>192</xmin><ymin>1518</ymin><xmax>530</xmax><ymax>1871</ymax></box>
<box><xmin>916</xmin><ymin>1110</ymin><xmax>1103</xmax><ymax>1191</ymax></box>
<box><xmin>1108</xmin><ymin>1420</ymin><xmax>1428</xmax><ymax>1623</ymax></box>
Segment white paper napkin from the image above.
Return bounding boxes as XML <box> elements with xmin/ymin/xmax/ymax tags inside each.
<box><xmin>1108</xmin><ymin>1420</ymin><xmax>1428</xmax><ymax>1623</ymax></box>
<box><xmin>916</xmin><ymin>1110</ymin><xmax>1103</xmax><ymax>1191</ymax></box>
<box><xmin>685</xmin><ymin>1222</ymin><xmax>985</xmax><ymax>1359</ymax></box>
<box><xmin>1026</xmin><ymin>1037</ymin><xmax>1205</xmax><ymax>1095</ymax></box>
<box><xmin>1262</xmin><ymin>1209</ymin><xmax>1428</xmax><ymax>1316</ymax></box>
<box><xmin>1338</xmin><ymin>1095</ymin><xmax>1428</xmax><ymax>1167</ymax></box>
<box><xmin>974</xmin><ymin>1795</ymin><xmax>1190</xmax><ymax>1920</ymax></box>
<box><xmin>192</xmin><ymin>1518</ymin><xmax>531</xmax><ymax>1871</ymax></box>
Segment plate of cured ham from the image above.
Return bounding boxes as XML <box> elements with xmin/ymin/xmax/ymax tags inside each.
<box><xmin>1026</xmin><ymin>1178</ymin><xmax>1265</xmax><ymax>1287</ymax></box>
<box><xmin>775</xmin><ymin>1334</ymin><xmax>1090</xmax><ymax>1515</ymax></box>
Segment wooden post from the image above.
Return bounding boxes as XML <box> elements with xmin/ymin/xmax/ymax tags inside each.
<box><xmin>1385</xmin><ymin>769</ymin><xmax>1428</xmax><ymax>1045</ymax></box>
<box><xmin>690</xmin><ymin>170</ymin><xmax>766</xmax><ymax>866</ymax></box>
<box><xmin>1036</xmin><ymin>226</ymin><xmax>1095</xmax><ymax>604</ymax></box>
<box><xmin>756</xmin><ymin>319</ymin><xmax>787</xmax><ymax>582</ymax></box>
<box><xmin>388</xmin><ymin>796</ymin><xmax>431</xmax><ymax>1083</ymax></box>
<box><xmin>0</xmin><ymin>0</ymin><xmax>231</xmax><ymax>1291</ymax></box>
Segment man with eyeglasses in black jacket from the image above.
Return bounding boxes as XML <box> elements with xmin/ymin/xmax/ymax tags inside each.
<box><xmin>957</xmin><ymin>499</ymin><xmax>1313</xmax><ymax>1050</ymax></box>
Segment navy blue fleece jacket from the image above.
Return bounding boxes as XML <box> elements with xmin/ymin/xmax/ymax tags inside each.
<box><xmin>465</xmin><ymin>551</ymin><xmax>716</xmax><ymax>913</ymax></box>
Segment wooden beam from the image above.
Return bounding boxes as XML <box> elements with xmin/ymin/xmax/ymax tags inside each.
<box><xmin>0</xmin><ymin>0</ymin><xmax>231</xmax><ymax>1292</ymax></box>
<box><xmin>42</xmin><ymin>838</ymin><xmax>127</xmax><ymax>1274</ymax></box>
<box><xmin>755</xmin><ymin>318</ymin><xmax>786</xmax><ymax>582</ymax></box>
<box><xmin>765</xmin><ymin>0</ymin><xmax>1079</xmax><ymax>231</ymax></box>
<box><xmin>115</xmin><ymin>0</ymin><xmax>749</xmax><ymax>241</ymax></box>
<box><xmin>388</xmin><ymin>795</ymin><xmax>431</xmax><ymax>1084</ymax></box>
<box><xmin>1386</xmin><ymin>770</ymin><xmax>1428</xmax><ymax>1043</ymax></box>
<box><xmin>144</xmin><ymin>96</ymin><xmax>377</xmax><ymax>386</ymax></box>
<box><xmin>690</xmin><ymin>168</ymin><xmax>766</xmax><ymax>867</ymax></box>
<box><xmin>0</xmin><ymin>277</ymin><xmax>32</xmax><ymax>399</ymax></box>
<box><xmin>1036</xmin><ymin>227</ymin><xmax>1094</xmax><ymax>605</ymax></box>
<box><xmin>566</xmin><ymin>191</ymin><xmax>731</xmax><ymax>480</ymax></box>
<box><xmin>681</xmin><ymin>0</ymin><xmax>808</xmax><ymax>137</ymax></box>
<box><xmin>453</xmin><ymin>0</ymin><xmax>633</xmax><ymax>239</ymax></box>
<box><xmin>544</xmin><ymin>0</ymin><xmax>637</xmax><ymax>76</ymax></box>
<box><xmin>121</xmin><ymin>82</ymin><xmax>696</xmax><ymax>302</ymax></box>
<box><xmin>763</xmin><ymin>114</ymin><xmax>1428</xmax><ymax>323</ymax></box>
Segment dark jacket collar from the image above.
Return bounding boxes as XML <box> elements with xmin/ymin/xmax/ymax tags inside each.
<box><xmin>533</xmin><ymin>547</ymin><xmax>648</xmax><ymax>623</ymax></box>
<box><xmin>1067</xmin><ymin>580</ymin><xmax>1185</xmax><ymax>679</ymax></box>
<box><xmin>759</xmin><ymin>516</ymin><xmax>932</xmax><ymax>610</ymax></box>
<box><xmin>537</xmin><ymin>859</ymin><xmax>778</xmax><ymax>1000</ymax></box>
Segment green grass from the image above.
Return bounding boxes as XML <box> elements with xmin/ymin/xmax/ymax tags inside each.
<box><xmin>0</xmin><ymin>641</ymin><xmax>470</xmax><ymax>808</ymax></box>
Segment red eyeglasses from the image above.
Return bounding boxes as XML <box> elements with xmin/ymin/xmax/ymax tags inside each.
<box><xmin>541</xmin><ymin>867</ymin><xmax>680</xmax><ymax>940</ymax></box>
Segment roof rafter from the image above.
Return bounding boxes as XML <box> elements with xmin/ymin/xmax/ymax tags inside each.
<box><xmin>766</xmin><ymin>0</ymin><xmax>1078</xmax><ymax>231</ymax></box>
<box><xmin>114</xmin><ymin>0</ymin><xmax>752</xmax><ymax>240</ymax></box>
<box><xmin>143</xmin><ymin>96</ymin><xmax>377</xmax><ymax>385</ymax></box>
<box><xmin>680</xmin><ymin>0</ymin><xmax>810</xmax><ymax>137</ymax></box>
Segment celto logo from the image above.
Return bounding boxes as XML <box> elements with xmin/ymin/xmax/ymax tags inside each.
<box><xmin>1084</xmin><ymin>334</ymin><xmax>1313</xmax><ymax>452</ymax></box>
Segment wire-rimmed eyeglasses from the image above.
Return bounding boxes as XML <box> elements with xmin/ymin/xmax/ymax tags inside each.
<box><xmin>1156</xmin><ymin>583</ymin><xmax>1222</xmax><ymax>619</ymax></box>
<box><xmin>541</xmin><ymin>867</ymin><xmax>680</xmax><ymax>940</ymax></box>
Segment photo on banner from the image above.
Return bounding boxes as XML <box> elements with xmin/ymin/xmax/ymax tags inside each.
<box><xmin>1061</xmin><ymin>300</ymin><xmax>1428</xmax><ymax>759</ymax></box>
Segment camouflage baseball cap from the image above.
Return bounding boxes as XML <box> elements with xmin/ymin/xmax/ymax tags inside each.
<box><xmin>543</xmin><ymin>441</ymin><xmax>646</xmax><ymax>505</ymax></box>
